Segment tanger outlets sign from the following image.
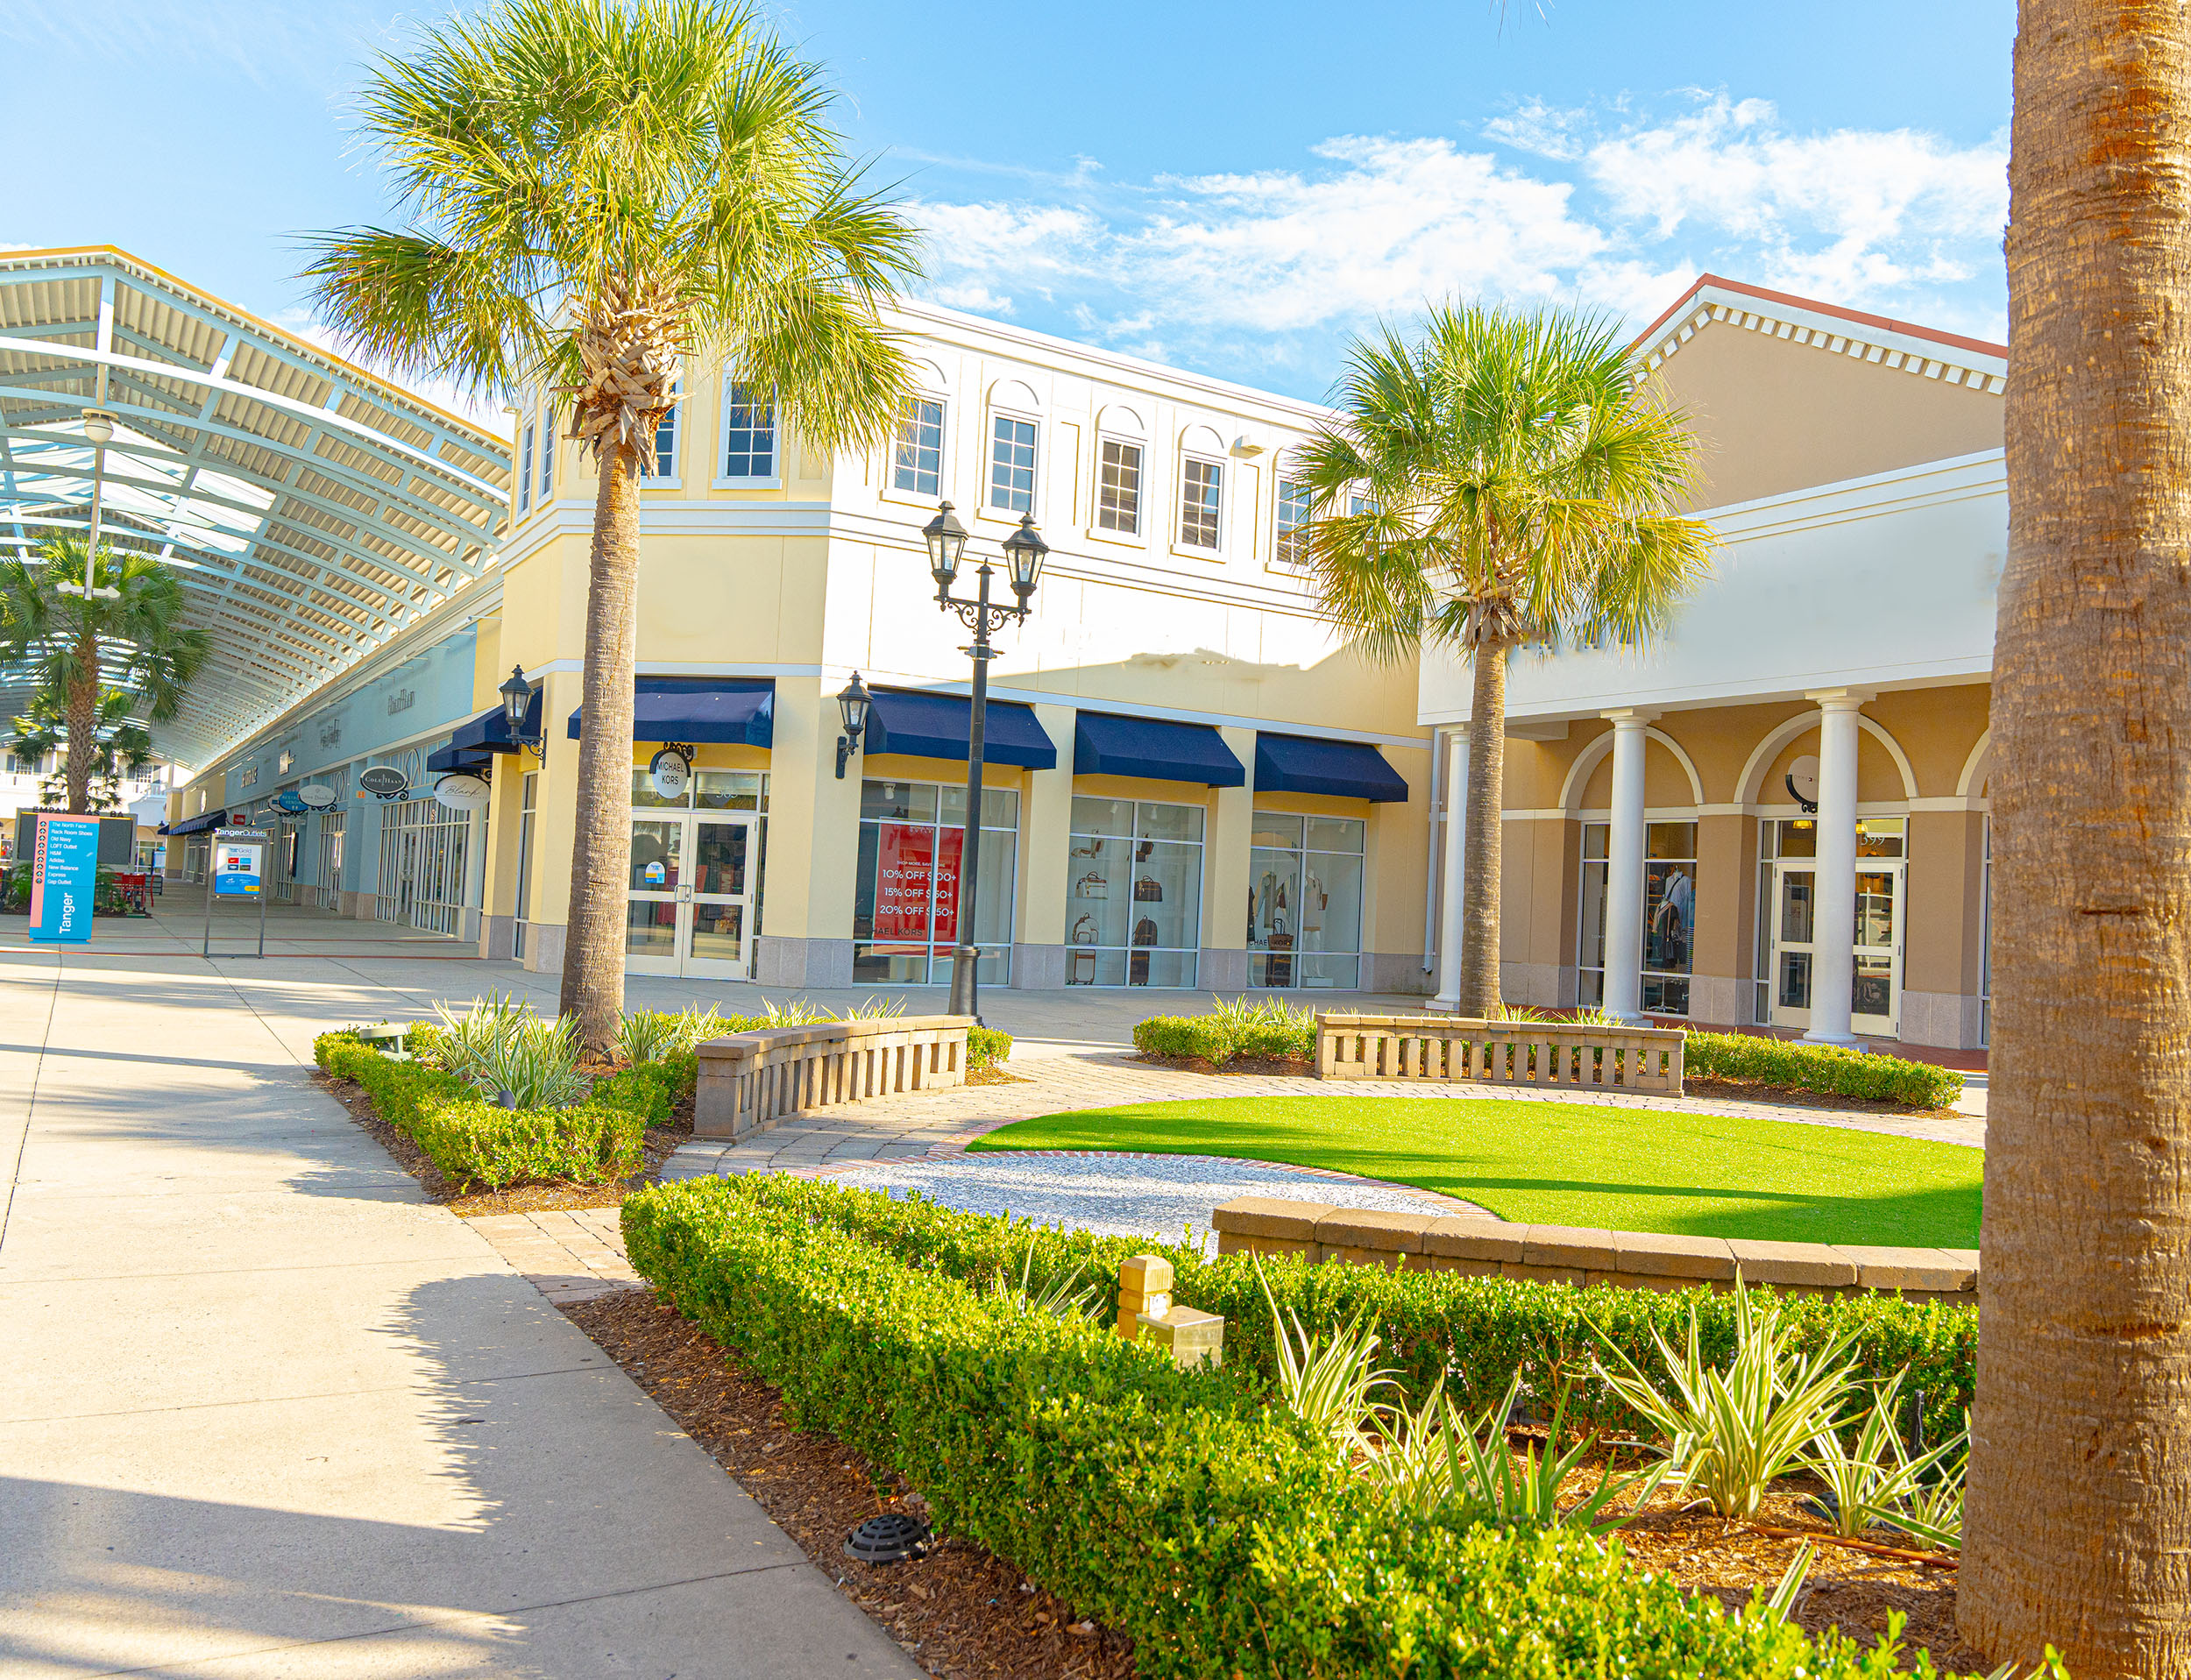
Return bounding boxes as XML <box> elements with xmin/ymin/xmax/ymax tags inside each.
<box><xmin>28</xmin><ymin>812</ymin><xmax>101</xmax><ymax>945</ymax></box>
<box><xmin>873</xmin><ymin>823</ymin><xmax>961</xmax><ymax>944</ymax></box>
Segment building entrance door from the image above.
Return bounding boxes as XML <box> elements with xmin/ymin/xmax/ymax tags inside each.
<box><xmin>626</xmin><ymin>812</ymin><xmax>755</xmax><ymax>978</ymax></box>
<box><xmin>1767</xmin><ymin>857</ymin><xmax>1904</xmax><ymax>1038</ymax></box>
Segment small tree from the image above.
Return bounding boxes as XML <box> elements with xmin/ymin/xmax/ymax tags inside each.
<box><xmin>0</xmin><ymin>536</ymin><xmax>204</xmax><ymax>814</ymax></box>
<box><xmin>1298</xmin><ymin>304</ymin><xmax>1715</xmax><ymax>1017</ymax></box>
<box><xmin>301</xmin><ymin>0</ymin><xmax>922</xmax><ymax>1052</ymax></box>
<box><xmin>10</xmin><ymin>691</ymin><xmax>154</xmax><ymax>813</ymax></box>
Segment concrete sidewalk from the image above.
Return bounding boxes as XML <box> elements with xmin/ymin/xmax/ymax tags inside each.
<box><xmin>0</xmin><ymin>945</ymin><xmax>918</xmax><ymax>1679</ymax></box>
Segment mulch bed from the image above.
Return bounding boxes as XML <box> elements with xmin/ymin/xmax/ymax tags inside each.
<box><xmin>967</xmin><ymin>1065</ymin><xmax>1030</xmax><ymax>1087</ymax></box>
<box><xmin>313</xmin><ymin>1067</ymin><xmax>693</xmax><ymax>1217</ymax></box>
<box><xmin>564</xmin><ymin>1287</ymin><xmax>1136</xmax><ymax>1680</ymax></box>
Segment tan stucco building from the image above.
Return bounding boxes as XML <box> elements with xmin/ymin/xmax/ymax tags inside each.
<box><xmin>1421</xmin><ymin>276</ymin><xmax>2004</xmax><ymax>1049</ymax></box>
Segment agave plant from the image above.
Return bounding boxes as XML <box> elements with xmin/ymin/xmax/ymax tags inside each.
<box><xmin>477</xmin><ymin>1012</ymin><xmax>588</xmax><ymax>1110</ymax></box>
<box><xmin>1592</xmin><ymin>1274</ymin><xmax>1861</xmax><ymax>1519</ymax></box>
<box><xmin>833</xmin><ymin>995</ymin><xmax>909</xmax><ymax>1021</ymax></box>
<box><xmin>429</xmin><ymin>991</ymin><xmax>537</xmax><ymax>1082</ymax></box>
<box><xmin>1755</xmin><ymin>1542</ymin><xmax>1813</xmax><ymax>1623</ymax></box>
<box><xmin>1363</xmin><ymin>1372</ymin><xmax>1673</xmax><ymax>1535</ymax></box>
<box><xmin>1888</xmin><ymin>1410</ymin><xmax>1969</xmax><ymax>1553</ymax></box>
<box><xmin>985</xmin><ymin>1243</ymin><xmax>1104</xmax><ymax>1323</ymax></box>
<box><xmin>1254</xmin><ymin>1257</ymin><xmax>1400</xmax><ymax>1454</ymax></box>
<box><xmin>615</xmin><ymin>1009</ymin><xmax>683</xmax><ymax>1066</ymax></box>
<box><xmin>755</xmin><ymin>996</ymin><xmax>835</xmax><ymax>1028</ymax></box>
<box><xmin>1803</xmin><ymin>1372</ymin><xmax>1961</xmax><ymax>1540</ymax></box>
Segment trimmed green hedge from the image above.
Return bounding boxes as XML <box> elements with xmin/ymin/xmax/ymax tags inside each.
<box><xmin>1131</xmin><ymin>1011</ymin><xmax>1315</xmax><ymax>1065</ymax></box>
<box><xmin>1685</xmin><ymin>1030</ymin><xmax>1965</xmax><ymax>1109</ymax></box>
<box><xmin>968</xmin><ymin>1025</ymin><xmax>1012</xmax><ymax>1069</ymax></box>
<box><xmin>679</xmin><ymin>1171</ymin><xmax>1978</xmax><ymax>1446</ymax></box>
<box><xmin>315</xmin><ymin>1031</ymin><xmax>674</xmax><ymax>1191</ymax></box>
<box><xmin>625</xmin><ymin>1177</ymin><xmax>2003</xmax><ymax>1679</ymax></box>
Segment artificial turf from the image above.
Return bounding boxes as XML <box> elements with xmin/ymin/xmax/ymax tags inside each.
<box><xmin>968</xmin><ymin>1095</ymin><xmax>1982</xmax><ymax>1248</ymax></box>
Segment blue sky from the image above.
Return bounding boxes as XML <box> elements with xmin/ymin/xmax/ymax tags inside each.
<box><xmin>4</xmin><ymin>0</ymin><xmax>2014</xmax><ymax>416</ymax></box>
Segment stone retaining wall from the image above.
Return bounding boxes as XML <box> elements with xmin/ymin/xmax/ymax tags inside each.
<box><xmin>1211</xmin><ymin>1196</ymin><xmax>1977</xmax><ymax>1305</ymax></box>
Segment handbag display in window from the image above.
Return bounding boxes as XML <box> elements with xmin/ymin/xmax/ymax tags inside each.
<box><xmin>1070</xmin><ymin>836</ymin><xmax>1104</xmax><ymax>858</ymax></box>
<box><xmin>1133</xmin><ymin>875</ymin><xmax>1163</xmax><ymax>903</ymax></box>
<box><xmin>1074</xmin><ymin>870</ymin><xmax>1108</xmax><ymax>899</ymax></box>
<box><xmin>1071</xmin><ymin>913</ymin><xmax>1099</xmax><ymax>944</ymax></box>
<box><xmin>1132</xmin><ymin>917</ymin><xmax>1159</xmax><ymax>947</ymax></box>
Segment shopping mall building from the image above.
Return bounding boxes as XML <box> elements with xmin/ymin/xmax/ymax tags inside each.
<box><xmin>2</xmin><ymin>252</ymin><xmax>2003</xmax><ymax>1044</ymax></box>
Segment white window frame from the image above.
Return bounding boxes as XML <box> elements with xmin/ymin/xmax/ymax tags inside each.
<box><xmin>516</xmin><ymin>421</ymin><xmax>535</xmax><ymax>515</ymax></box>
<box><xmin>643</xmin><ymin>379</ymin><xmax>684</xmax><ymax>486</ymax></box>
<box><xmin>536</xmin><ymin>404</ymin><xmax>556</xmax><ymax>500</ymax></box>
<box><xmin>1175</xmin><ymin>450</ymin><xmax>1225</xmax><ymax>555</ymax></box>
<box><xmin>888</xmin><ymin>393</ymin><xmax>947</xmax><ymax>503</ymax></box>
<box><xmin>713</xmin><ymin>375</ymin><xmax>782</xmax><ymax>488</ymax></box>
<box><xmin>1273</xmin><ymin>473</ymin><xmax>1313</xmax><ymax>571</ymax></box>
<box><xmin>986</xmin><ymin>409</ymin><xmax>1039</xmax><ymax>518</ymax></box>
<box><xmin>1095</xmin><ymin>436</ymin><xmax>1145</xmax><ymax>540</ymax></box>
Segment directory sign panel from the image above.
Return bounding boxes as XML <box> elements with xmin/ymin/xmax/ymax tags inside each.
<box><xmin>213</xmin><ymin>828</ymin><xmax>267</xmax><ymax>898</ymax></box>
<box><xmin>28</xmin><ymin>812</ymin><xmax>101</xmax><ymax>944</ymax></box>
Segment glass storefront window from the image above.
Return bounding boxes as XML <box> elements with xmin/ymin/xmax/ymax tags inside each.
<box><xmin>854</xmin><ymin>777</ymin><xmax>1018</xmax><ymax>984</ymax></box>
<box><xmin>1641</xmin><ymin>821</ymin><xmax>1696</xmax><ymax>1016</ymax></box>
<box><xmin>1066</xmin><ymin>797</ymin><xmax>1205</xmax><ymax>988</ymax></box>
<box><xmin>1578</xmin><ymin>822</ymin><xmax>1609</xmax><ymax>1007</ymax></box>
<box><xmin>1857</xmin><ymin>817</ymin><xmax>1905</xmax><ymax>857</ymax></box>
<box><xmin>1248</xmin><ymin>812</ymin><xmax>1365</xmax><ymax>989</ymax></box>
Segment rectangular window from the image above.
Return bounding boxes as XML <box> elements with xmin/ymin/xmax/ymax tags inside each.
<box><xmin>893</xmin><ymin>397</ymin><xmax>944</xmax><ymax>497</ymax></box>
<box><xmin>722</xmin><ymin>381</ymin><xmax>776</xmax><ymax>479</ymax></box>
<box><xmin>1275</xmin><ymin>478</ymin><xmax>1312</xmax><ymax>566</ymax></box>
<box><xmin>1577</xmin><ymin>822</ymin><xmax>1609</xmax><ymax>1007</ymax></box>
<box><xmin>1065</xmin><ymin>798</ymin><xmax>1204</xmax><ymax>988</ymax></box>
<box><xmin>648</xmin><ymin>383</ymin><xmax>682</xmax><ymax>480</ymax></box>
<box><xmin>514</xmin><ymin>771</ymin><xmax>537</xmax><ymax>960</ymax></box>
<box><xmin>537</xmin><ymin>409</ymin><xmax>555</xmax><ymax>499</ymax></box>
<box><xmin>989</xmin><ymin>415</ymin><xmax>1037</xmax><ymax>512</ymax></box>
<box><xmin>517</xmin><ymin>423</ymin><xmax>535</xmax><ymax>514</ymax></box>
<box><xmin>1248</xmin><ymin>812</ymin><xmax>1365</xmax><ymax>989</ymax></box>
<box><xmin>1098</xmin><ymin>439</ymin><xmax>1142</xmax><ymax>534</ymax></box>
<box><xmin>854</xmin><ymin>778</ymin><xmax>1018</xmax><ymax>985</ymax></box>
<box><xmin>1641</xmin><ymin>822</ymin><xmax>1697</xmax><ymax>1017</ymax></box>
<box><xmin>1179</xmin><ymin>457</ymin><xmax>1223</xmax><ymax>549</ymax></box>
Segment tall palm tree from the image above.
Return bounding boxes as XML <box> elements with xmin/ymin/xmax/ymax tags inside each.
<box><xmin>10</xmin><ymin>691</ymin><xmax>153</xmax><ymax>814</ymax></box>
<box><xmin>1298</xmin><ymin>304</ymin><xmax>1715</xmax><ymax>1017</ymax></box>
<box><xmin>300</xmin><ymin>0</ymin><xmax>921</xmax><ymax>1051</ymax></box>
<box><xmin>0</xmin><ymin>536</ymin><xmax>204</xmax><ymax>814</ymax></box>
<box><xmin>1961</xmin><ymin>5</ymin><xmax>2191</xmax><ymax>1672</ymax></box>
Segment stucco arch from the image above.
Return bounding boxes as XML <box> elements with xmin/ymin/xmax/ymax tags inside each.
<box><xmin>1179</xmin><ymin>422</ymin><xmax>1226</xmax><ymax>457</ymax></box>
<box><xmin>909</xmin><ymin>358</ymin><xmax>948</xmax><ymax>393</ymax></box>
<box><xmin>1557</xmin><ymin>725</ymin><xmax>1706</xmax><ymax>814</ymax></box>
<box><xmin>1956</xmin><ymin>729</ymin><xmax>1993</xmax><ymax>798</ymax></box>
<box><xmin>988</xmin><ymin>377</ymin><xmax>1039</xmax><ymax>413</ymax></box>
<box><xmin>1097</xmin><ymin>402</ymin><xmax>1145</xmax><ymax>436</ymax></box>
<box><xmin>1734</xmin><ymin>710</ymin><xmax>1920</xmax><ymax>805</ymax></box>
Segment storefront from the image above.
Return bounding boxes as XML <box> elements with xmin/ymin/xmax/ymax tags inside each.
<box><xmin>1065</xmin><ymin>797</ymin><xmax>1204</xmax><ymax>988</ymax></box>
<box><xmin>854</xmin><ymin>779</ymin><xmax>1018</xmax><ymax>985</ymax></box>
<box><xmin>625</xmin><ymin>768</ymin><xmax>768</xmax><ymax>978</ymax></box>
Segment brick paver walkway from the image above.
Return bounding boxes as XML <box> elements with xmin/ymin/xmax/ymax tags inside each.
<box><xmin>468</xmin><ymin>1209</ymin><xmax>644</xmax><ymax>1303</ymax></box>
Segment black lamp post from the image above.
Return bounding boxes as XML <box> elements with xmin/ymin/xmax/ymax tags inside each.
<box><xmin>923</xmin><ymin>500</ymin><xmax>1046</xmax><ymax>1020</ymax></box>
<box><xmin>499</xmin><ymin>665</ymin><xmax>542</xmax><ymax>757</ymax></box>
<box><xmin>834</xmin><ymin>671</ymin><xmax>872</xmax><ymax>778</ymax></box>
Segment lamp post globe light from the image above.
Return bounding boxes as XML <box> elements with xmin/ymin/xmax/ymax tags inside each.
<box><xmin>925</xmin><ymin>502</ymin><xmax>1047</xmax><ymax>1021</ymax></box>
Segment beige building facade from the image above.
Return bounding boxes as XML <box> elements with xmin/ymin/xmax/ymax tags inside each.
<box><xmin>1422</xmin><ymin>277</ymin><xmax>2003</xmax><ymax>1048</ymax></box>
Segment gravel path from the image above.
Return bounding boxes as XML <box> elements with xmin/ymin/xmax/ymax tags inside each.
<box><xmin>822</xmin><ymin>1150</ymin><xmax>1485</xmax><ymax>1251</ymax></box>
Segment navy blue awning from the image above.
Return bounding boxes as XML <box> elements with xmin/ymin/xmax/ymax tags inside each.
<box><xmin>1254</xmin><ymin>734</ymin><xmax>1410</xmax><ymax>803</ymax></box>
<box><xmin>1073</xmin><ymin>712</ymin><xmax>1244</xmax><ymax>786</ymax></box>
<box><xmin>567</xmin><ymin>677</ymin><xmax>776</xmax><ymax>746</ymax></box>
<box><xmin>864</xmin><ymin>688</ymin><xmax>1057</xmax><ymax>769</ymax></box>
<box><xmin>449</xmin><ymin>688</ymin><xmax>541</xmax><ymax>755</ymax></box>
<box><xmin>426</xmin><ymin>744</ymin><xmax>496</xmax><ymax>775</ymax></box>
<box><xmin>167</xmin><ymin>811</ymin><xmax>226</xmax><ymax>836</ymax></box>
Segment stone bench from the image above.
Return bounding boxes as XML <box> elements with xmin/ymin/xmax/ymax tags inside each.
<box><xmin>1318</xmin><ymin>1013</ymin><xmax>1684</xmax><ymax>1096</ymax></box>
<box><xmin>694</xmin><ymin>1015</ymin><xmax>973</xmax><ymax>1141</ymax></box>
<box><xmin>1210</xmin><ymin>1196</ymin><xmax>1977</xmax><ymax>1304</ymax></box>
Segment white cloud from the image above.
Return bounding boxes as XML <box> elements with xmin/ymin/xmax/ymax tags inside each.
<box><xmin>904</xmin><ymin>92</ymin><xmax>2009</xmax><ymax>393</ymax></box>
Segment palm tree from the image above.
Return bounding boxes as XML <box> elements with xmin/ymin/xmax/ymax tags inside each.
<box><xmin>10</xmin><ymin>691</ymin><xmax>154</xmax><ymax>814</ymax></box>
<box><xmin>1297</xmin><ymin>304</ymin><xmax>1715</xmax><ymax>1018</ymax></box>
<box><xmin>1960</xmin><ymin>6</ymin><xmax>2191</xmax><ymax>1671</ymax></box>
<box><xmin>0</xmin><ymin>535</ymin><xmax>204</xmax><ymax>814</ymax></box>
<box><xmin>300</xmin><ymin>0</ymin><xmax>921</xmax><ymax>1052</ymax></box>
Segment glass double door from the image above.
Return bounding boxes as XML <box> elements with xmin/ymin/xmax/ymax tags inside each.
<box><xmin>627</xmin><ymin>812</ymin><xmax>755</xmax><ymax>977</ymax></box>
<box><xmin>1768</xmin><ymin>859</ymin><xmax>1904</xmax><ymax>1036</ymax></box>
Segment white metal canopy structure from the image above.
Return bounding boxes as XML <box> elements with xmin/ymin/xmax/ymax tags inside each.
<box><xmin>0</xmin><ymin>248</ymin><xmax>510</xmax><ymax>769</ymax></box>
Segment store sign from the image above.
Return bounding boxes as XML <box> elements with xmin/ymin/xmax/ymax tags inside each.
<box><xmin>274</xmin><ymin>790</ymin><xmax>309</xmax><ymax>814</ymax></box>
<box><xmin>28</xmin><ymin>812</ymin><xmax>101</xmax><ymax>945</ymax></box>
<box><xmin>648</xmin><ymin>748</ymin><xmax>690</xmax><ymax>802</ymax></box>
<box><xmin>297</xmin><ymin>784</ymin><xmax>337</xmax><ymax>810</ymax></box>
<box><xmin>433</xmin><ymin>773</ymin><xmax>491</xmax><ymax>812</ymax></box>
<box><xmin>874</xmin><ymin>823</ymin><xmax>961</xmax><ymax>943</ymax></box>
<box><xmin>358</xmin><ymin>766</ymin><xmax>409</xmax><ymax>802</ymax></box>
<box><xmin>213</xmin><ymin>829</ymin><xmax>267</xmax><ymax>898</ymax></box>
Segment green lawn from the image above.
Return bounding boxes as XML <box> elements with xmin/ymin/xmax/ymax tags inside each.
<box><xmin>969</xmin><ymin>1096</ymin><xmax>1982</xmax><ymax>1247</ymax></box>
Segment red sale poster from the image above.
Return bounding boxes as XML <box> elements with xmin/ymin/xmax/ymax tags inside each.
<box><xmin>873</xmin><ymin>823</ymin><xmax>962</xmax><ymax>946</ymax></box>
<box><xmin>931</xmin><ymin>826</ymin><xmax>962</xmax><ymax>945</ymax></box>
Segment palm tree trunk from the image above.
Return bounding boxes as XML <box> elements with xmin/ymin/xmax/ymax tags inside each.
<box><xmin>65</xmin><ymin>617</ymin><xmax>96</xmax><ymax>815</ymax></box>
<box><xmin>558</xmin><ymin>439</ymin><xmax>642</xmax><ymax>1053</ymax></box>
<box><xmin>1457</xmin><ymin>638</ymin><xmax>1510</xmax><ymax>1017</ymax></box>
<box><xmin>1960</xmin><ymin>4</ymin><xmax>2191</xmax><ymax>1672</ymax></box>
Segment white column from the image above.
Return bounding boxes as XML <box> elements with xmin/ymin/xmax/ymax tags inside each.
<box><xmin>1601</xmin><ymin>710</ymin><xmax>1655</xmax><ymax>1022</ymax></box>
<box><xmin>1804</xmin><ymin>690</ymin><xmax>1868</xmax><ymax>1046</ymax></box>
<box><xmin>1433</xmin><ymin>731</ymin><xmax>1469</xmax><ymax>1010</ymax></box>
